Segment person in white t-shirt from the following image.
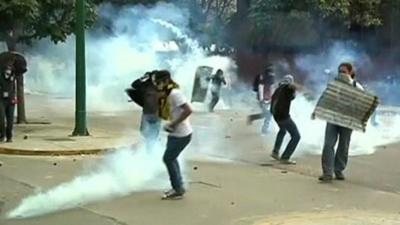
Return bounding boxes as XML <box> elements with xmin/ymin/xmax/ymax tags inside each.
<box><xmin>154</xmin><ymin>70</ymin><xmax>193</xmax><ymax>200</ymax></box>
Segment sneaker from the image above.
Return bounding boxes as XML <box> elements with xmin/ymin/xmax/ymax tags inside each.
<box><xmin>335</xmin><ymin>172</ymin><xmax>345</xmax><ymax>180</ymax></box>
<box><xmin>270</xmin><ymin>152</ymin><xmax>280</xmax><ymax>161</ymax></box>
<box><xmin>318</xmin><ymin>175</ymin><xmax>333</xmax><ymax>182</ymax></box>
<box><xmin>6</xmin><ymin>138</ymin><xmax>12</xmax><ymax>143</ymax></box>
<box><xmin>161</xmin><ymin>189</ymin><xmax>185</xmax><ymax>200</ymax></box>
<box><xmin>163</xmin><ymin>189</ymin><xmax>174</xmax><ymax>195</ymax></box>
<box><xmin>280</xmin><ymin>159</ymin><xmax>296</xmax><ymax>165</ymax></box>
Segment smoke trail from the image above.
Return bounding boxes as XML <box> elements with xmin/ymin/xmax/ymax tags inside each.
<box><xmin>7</xmin><ymin>146</ymin><xmax>169</xmax><ymax>219</ymax></box>
<box><xmin>23</xmin><ymin>2</ymin><xmax>237</xmax><ymax>112</ymax></box>
<box><xmin>7</xmin><ymin>3</ymin><xmax>238</xmax><ymax>218</ymax></box>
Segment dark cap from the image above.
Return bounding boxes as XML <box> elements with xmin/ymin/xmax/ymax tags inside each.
<box><xmin>154</xmin><ymin>70</ymin><xmax>171</xmax><ymax>82</ymax></box>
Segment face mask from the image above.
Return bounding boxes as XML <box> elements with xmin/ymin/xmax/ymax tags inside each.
<box><xmin>156</xmin><ymin>80</ymin><xmax>168</xmax><ymax>91</ymax></box>
<box><xmin>4</xmin><ymin>67</ymin><xmax>12</xmax><ymax>79</ymax></box>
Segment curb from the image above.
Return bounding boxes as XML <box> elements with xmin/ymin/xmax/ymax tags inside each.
<box><xmin>0</xmin><ymin>145</ymin><xmax>135</xmax><ymax>156</ymax></box>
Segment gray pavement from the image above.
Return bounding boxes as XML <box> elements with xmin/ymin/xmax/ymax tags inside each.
<box><xmin>1</xmin><ymin>157</ymin><xmax>400</xmax><ymax>225</ymax></box>
<box><xmin>0</xmin><ymin>94</ymin><xmax>399</xmax><ymax>224</ymax></box>
<box><xmin>0</xmin><ymin>94</ymin><xmax>139</xmax><ymax>155</ymax></box>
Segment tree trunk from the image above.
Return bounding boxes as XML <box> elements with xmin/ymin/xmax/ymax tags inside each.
<box><xmin>5</xmin><ymin>32</ymin><xmax>17</xmax><ymax>52</ymax></box>
<box><xmin>16</xmin><ymin>75</ymin><xmax>27</xmax><ymax>124</ymax></box>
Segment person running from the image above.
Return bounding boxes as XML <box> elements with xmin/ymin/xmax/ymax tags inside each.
<box><xmin>207</xmin><ymin>69</ymin><xmax>226</xmax><ymax>112</ymax></box>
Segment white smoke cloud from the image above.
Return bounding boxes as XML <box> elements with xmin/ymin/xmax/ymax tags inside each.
<box><xmin>294</xmin><ymin>41</ymin><xmax>373</xmax><ymax>93</ymax></box>
<box><xmin>7</xmin><ymin>2</ymin><xmax>400</xmax><ymax>220</ymax></box>
<box><xmin>8</xmin><ymin>2</ymin><xmax>236</xmax><ymax>219</ymax></box>
<box><xmin>23</xmin><ymin>2</ymin><xmax>237</xmax><ymax>112</ymax></box>
<box><xmin>288</xmin><ymin>94</ymin><xmax>400</xmax><ymax>157</ymax></box>
<box><xmin>7</xmin><ymin>146</ymin><xmax>170</xmax><ymax>219</ymax></box>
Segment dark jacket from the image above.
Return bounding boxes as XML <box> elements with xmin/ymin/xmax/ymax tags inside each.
<box><xmin>126</xmin><ymin>73</ymin><xmax>159</xmax><ymax>115</ymax></box>
<box><xmin>0</xmin><ymin>62</ymin><xmax>16</xmax><ymax>99</ymax></box>
<box><xmin>207</xmin><ymin>73</ymin><xmax>226</xmax><ymax>93</ymax></box>
<box><xmin>270</xmin><ymin>82</ymin><xmax>296</xmax><ymax>121</ymax></box>
<box><xmin>0</xmin><ymin>52</ymin><xmax>27</xmax><ymax>100</ymax></box>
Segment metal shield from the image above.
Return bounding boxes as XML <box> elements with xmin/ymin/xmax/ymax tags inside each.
<box><xmin>191</xmin><ymin>66</ymin><xmax>213</xmax><ymax>103</ymax></box>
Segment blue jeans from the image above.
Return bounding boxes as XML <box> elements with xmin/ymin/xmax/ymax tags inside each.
<box><xmin>209</xmin><ymin>91</ymin><xmax>220</xmax><ymax>112</ymax></box>
<box><xmin>140</xmin><ymin>114</ymin><xmax>161</xmax><ymax>151</ymax></box>
<box><xmin>272</xmin><ymin>118</ymin><xmax>301</xmax><ymax>160</ymax></box>
<box><xmin>321</xmin><ymin>123</ymin><xmax>352</xmax><ymax>176</ymax></box>
<box><xmin>163</xmin><ymin>134</ymin><xmax>192</xmax><ymax>193</ymax></box>
<box><xmin>248</xmin><ymin>101</ymin><xmax>271</xmax><ymax>133</ymax></box>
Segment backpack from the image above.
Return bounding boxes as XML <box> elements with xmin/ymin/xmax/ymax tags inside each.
<box><xmin>126</xmin><ymin>72</ymin><xmax>154</xmax><ymax>107</ymax></box>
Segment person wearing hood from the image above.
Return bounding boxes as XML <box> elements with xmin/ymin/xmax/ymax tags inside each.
<box><xmin>270</xmin><ymin>74</ymin><xmax>300</xmax><ymax>165</ymax></box>
<box><xmin>319</xmin><ymin>63</ymin><xmax>364</xmax><ymax>182</ymax></box>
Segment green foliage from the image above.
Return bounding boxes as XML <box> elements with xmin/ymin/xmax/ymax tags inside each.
<box><xmin>0</xmin><ymin>0</ymin><xmax>97</xmax><ymax>46</ymax></box>
<box><xmin>248</xmin><ymin>0</ymin><xmax>319</xmax><ymax>48</ymax></box>
<box><xmin>246</xmin><ymin>0</ymin><xmax>386</xmax><ymax>49</ymax></box>
<box><xmin>318</xmin><ymin>0</ymin><xmax>382</xmax><ymax>27</ymax></box>
<box><xmin>92</xmin><ymin>0</ymin><xmax>162</xmax><ymax>5</ymax></box>
<box><xmin>249</xmin><ymin>0</ymin><xmax>383</xmax><ymax>32</ymax></box>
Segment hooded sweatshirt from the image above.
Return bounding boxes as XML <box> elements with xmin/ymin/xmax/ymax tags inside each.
<box><xmin>270</xmin><ymin>75</ymin><xmax>296</xmax><ymax>121</ymax></box>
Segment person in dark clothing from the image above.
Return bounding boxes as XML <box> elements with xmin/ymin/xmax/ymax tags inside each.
<box><xmin>270</xmin><ymin>75</ymin><xmax>300</xmax><ymax>165</ymax></box>
<box><xmin>207</xmin><ymin>69</ymin><xmax>226</xmax><ymax>112</ymax></box>
<box><xmin>127</xmin><ymin>71</ymin><xmax>161</xmax><ymax>152</ymax></box>
<box><xmin>247</xmin><ymin>66</ymin><xmax>275</xmax><ymax>134</ymax></box>
<box><xmin>0</xmin><ymin>53</ymin><xmax>18</xmax><ymax>142</ymax></box>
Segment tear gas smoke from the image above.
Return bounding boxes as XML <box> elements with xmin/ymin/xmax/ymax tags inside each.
<box><xmin>5</xmin><ymin>2</ymin><xmax>400</xmax><ymax>220</ymax></box>
<box><xmin>23</xmin><ymin>2</ymin><xmax>237</xmax><ymax>112</ymax></box>
<box><xmin>8</xmin><ymin>2</ymin><xmax>234</xmax><ymax>218</ymax></box>
<box><xmin>7</xmin><ymin>146</ymin><xmax>168</xmax><ymax>219</ymax></box>
<box><xmin>294</xmin><ymin>41</ymin><xmax>373</xmax><ymax>93</ymax></box>
<box><xmin>274</xmin><ymin>42</ymin><xmax>400</xmax><ymax>157</ymax></box>
<box><xmin>289</xmin><ymin>94</ymin><xmax>400</xmax><ymax>157</ymax></box>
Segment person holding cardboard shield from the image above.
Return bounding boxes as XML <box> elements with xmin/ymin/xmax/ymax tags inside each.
<box><xmin>319</xmin><ymin>63</ymin><xmax>364</xmax><ymax>182</ymax></box>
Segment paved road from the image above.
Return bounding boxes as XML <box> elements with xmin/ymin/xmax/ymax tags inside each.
<box><xmin>0</xmin><ymin>94</ymin><xmax>399</xmax><ymax>224</ymax></box>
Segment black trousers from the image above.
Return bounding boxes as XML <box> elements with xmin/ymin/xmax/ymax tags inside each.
<box><xmin>0</xmin><ymin>98</ymin><xmax>15</xmax><ymax>140</ymax></box>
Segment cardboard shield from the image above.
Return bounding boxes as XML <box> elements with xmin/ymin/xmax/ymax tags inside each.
<box><xmin>191</xmin><ymin>66</ymin><xmax>213</xmax><ymax>103</ymax></box>
<box><xmin>312</xmin><ymin>79</ymin><xmax>379</xmax><ymax>132</ymax></box>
